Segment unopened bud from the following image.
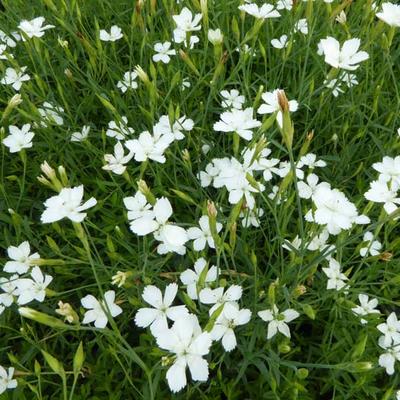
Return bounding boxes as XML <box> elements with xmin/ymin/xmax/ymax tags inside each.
<box><xmin>335</xmin><ymin>10</ymin><xmax>347</xmax><ymax>25</ymax></box>
<box><xmin>137</xmin><ymin>179</ymin><xmax>156</xmax><ymax>205</ymax></box>
<box><xmin>208</xmin><ymin>29</ymin><xmax>223</xmax><ymax>45</ymax></box>
<box><xmin>134</xmin><ymin>65</ymin><xmax>149</xmax><ymax>84</ymax></box>
<box><xmin>277</xmin><ymin>90</ymin><xmax>289</xmax><ymax>113</ymax></box>
<box><xmin>55</xmin><ymin>301</ymin><xmax>79</xmax><ymax>324</ymax></box>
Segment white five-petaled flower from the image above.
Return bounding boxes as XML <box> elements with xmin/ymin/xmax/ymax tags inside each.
<box><xmin>16</xmin><ymin>266</ymin><xmax>52</xmax><ymax>305</ymax></box>
<box><xmin>0</xmin><ymin>30</ymin><xmax>20</xmax><ymax>47</ymax></box>
<box><xmin>180</xmin><ymin>258</ymin><xmax>218</xmax><ymax>300</ymax></box>
<box><xmin>123</xmin><ymin>191</ymin><xmax>153</xmax><ymax>225</ymax></box>
<box><xmin>220</xmin><ymin>89</ymin><xmax>245</xmax><ymax>110</ymax></box>
<box><xmin>318</xmin><ymin>37</ymin><xmax>369</xmax><ymax>71</ymax></box>
<box><xmin>322</xmin><ymin>258</ymin><xmax>348</xmax><ymax>291</ymax></box>
<box><xmin>351</xmin><ymin>294</ymin><xmax>380</xmax><ymax>324</ymax></box>
<box><xmin>298</xmin><ymin>174</ymin><xmax>329</xmax><ymax>199</ymax></box>
<box><xmin>153</xmin><ymin>42</ymin><xmax>176</xmax><ymax>64</ymax></box>
<box><xmin>377</xmin><ymin>312</ymin><xmax>400</xmax><ymax>347</ymax></box>
<box><xmin>81</xmin><ymin>290</ymin><xmax>122</xmax><ymax>328</ymax></box>
<box><xmin>4</xmin><ymin>241</ymin><xmax>40</xmax><ymax>274</ymax></box>
<box><xmin>199</xmin><ymin>285</ymin><xmax>243</xmax><ymax>315</ymax></box>
<box><xmin>126</xmin><ymin>196</ymin><xmax>188</xmax><ymax>255</ymax></box>
<box><xmin>360</xmin><ymin>231</ymin><xmax>382</xmax><ymax>257</ymax></box>
<box><xmin>378</xmin><ymin>336</ymin><xmax>400</xmax><ymax>375</ymax></box>
<box><xmin>208</xmin><ymin>28</ymin><xmax>223</xmax><ymax>45</ymax></box>
<box><xmin>117</xmin><ymin>71</ymin><xmax>138</xmax><ymax>93</ymax></box>
<box><xmin>187</xmin><ymin>216</ymin><xmax>222</xmax><ymax>251</ymax></box>
<box><xmin>135</xmin><ymin>283</ymin><xmax>189</xmax><ymax>335</ymax></box>
<box><xmin>173</xmin><ymin>7</ymin><xmax>202</xmax><ymax>45</ymax></box>
<box><xmin>376</xmin><ymin>2</ymin><xmax>400</xmax><ymax>27</ymax></box>
<box><xmin>0</xmin><ymin>275</ymin><xmax>19</xmax><ymax>307</ymax></box>
<box><xmin>0</xmin><ymin>365</ymin><xmax>17</xmax><ymax>395</ymax></box>
<box><xmin>1</xmin><ymin>67</ymin><xmax>30</xmax><ymax>91</ymax></box>
<box><xmin>99</xmin><ymin>25</ymin><xmax>123</xmax><ymax>42</ymax></box>
<box><xmin>71</xmin><ymin>125</ymin><xmax>90</xmax><ymax>142</ymax></box>
<box><xmin>102</xmin><ymin>142</ymin><xmax>133</xmax><ymax>175</ymax></box>
<box><xmin>258</xmin><ymin>305</ymin><xmax>299</xmax><ymax>339</ymax></box>
<box><xmin>271</xmin><ymin>35</ymin><xmax>289</xmax><ymax>49</ymax></box>
<box><xmin>364</xmin><ymin>180</ymin><xmax>400</xmax><ymax>214</ymax></box>
<box><xmin>372</xmin><ymin>156</ymin><xmax>400</xmax><ymax>186</ymax></box>
<box><xmin>213</xmin><ymin>107</ymin><xmax>261</xmax><ymax>141</ymax></box>
<box><xmin>106</xmin><ymin>117</ymin><xmax>134</xmax><ymax>140</ymax></box>
<box><xmin>125</xmin><ymin>129</ymin><xmax>173</xmax><ymax>164</ymax></box>
<box><xmin>38</xmin><ymin>102</ymin><xmax>64</xmax><ymax>126</ymax></box>
<box><xmin>257</xmin><ymin>89</ymin><xmax>298</xmax><ymax>128</ymax></box>
<box><xmin>18</xmin><ymin>17</ymin><xmax>54</xmax><ymax>39</ymax></box>
<box><xmin>41</xmin><ymin>185</ymin><xmax>97</xmax><ymax>223</ymax></box>
<box><xmin>309</xmin><ymin>185</ymin><xmax>370</xmax><ymax>235</ymax></box>
<box><xmin>211</xmin><ymin>303</ymin><xmax>251</xmax><ymax>351</ymax></box>
<box><xmin>238</xmin><ymin>3</ymin><xmax>281</xmax><ymax>19</ymax></box>
<box><xmin>2</xmin><ymin>124</ymin><xmax>34</xmax><ymax>153</ymax></box>
<box><xmin>156</xmin><ymin>315</ymin><xmax>212</xmax><ymax>393</ymax></box>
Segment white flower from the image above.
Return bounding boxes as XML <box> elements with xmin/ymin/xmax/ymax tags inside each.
<box><xmin>240</xmin><ymin>207</ymin><xmax>264</xmax><ymax>228</ymax></box>
<box><xmin>318</xmin><ymin>37</ymin><xmax>369</xmax><ymax>71</ymax></box>
<box><xmin>187</xmin><ymin>216</ymin><xmax>222</xmax><ymax>251</ymax></box>
<box><xmin>213</xmin><ymin>107</ymin><xmax>261</xmax><ymax>140</ymax></box>
<box><xmin>351</xmin><ymin>294</ymin><xmax>379</xmax><ymax>324</ymax></box>
<box><xmin>211</xmin><ymin>303</ymin><xmax>251</xmax><ymax>351</ymax></box>
<box><xmin>360</xmin><ymin>232</ymin><xmax>382</xmax><ymax>257</ymax></box>
<box><xmin>378</xmin><ymin>336</ymin><xmax>400</xmax><ymax>375</ymax></box>
<box><xmin>298</xmin><ymin>174</ymin><xmax>329</xmax><ymax>199</ymax></box>
<box><xmin>271</xmin><ymin>35</ymin><xmax>288</xmax><ymax>49</ymax></box>
<box><xmin>298</xmin><ymin>153</ymin><xmax>327</xmax><ymax>169</ymax></box>
<box><xmin>99</xmin><ymin>25</ymin><xmax>123</xmax><ymax>42</ymax></box>
<box><xmin>71</xmin><ymin>125</ymin><xmax>90</xmax><ymax>142</ymax></box>
<box><xmin>38</xmin><ymin>102</ymin><xmax>64</xmax><ymax>126</ymax></box>
<box><xmin>102</xmin><ymin>142</ymin><xmax>133</xmax><ymax>175</ymax></box>
<box><xmin>199</xmin><ymin>285</ymin><xmax>243</xmax><ymax>315</ymax></box>
<box><xmin>173</xmin><ymin>7</ymin><xmax>202</xmax><ymax>42</ymax></box>
<box><xmin>156</xmin><ymin>315</ymin><xmax>212</xmax><ymax>393</ymax></box>
<box><xmin>16</xmin><ymin>266</ymin><xmax>52</xmax><ymax>305</ymax></box>
<box><xmin>181</xmin><ymin>78</ymin><xmax>191</xmax><ymax>90</ymax></box>
<box><xmin>372</xmin><ymin>156</ymin><xmax>400</xmax><ymax>186</ymax></box>
<box><xmin>180</xmin><ymin>258</ymin><xmax>218</xmax><ymax>300</ymax></box>
<box><xmin>0</xmin><ymin>30</ymin><xmax>20</xmax><ymax>47</ymax></box>
<box><xmin>324</xmin><ymin>78</ymin><xmax>344</xmax><ymax>97</ymax></box>
<box><xmin>322</xmin><ymin>258</ymin><xmax>348</xmax><ymax>291</ymax></box>
<box><xmin>81</xmin><ymin>290</ymin><xmax>122</xmax><ymax>328</ymax></box>
<box><xmin>307</xmin><ymin>229</ymin><xmax>335</xmax><ymax>257</ymax></box>
<box><xmin>4</xmin><ymin>241</ymin><xmax>40</xmax><ymax>274</ymax></box>
<box><xmin>258</xmin><ymin>305</ymin><xmax>299</xmax><ymax>339</ymax></box>
<box><xmin>123</xmin><ymin>192</ymin><xmax>153</xmax><ymax>224</ymax></box>
<box><xmin>41</xmin><ymin>185</ymin><xmax>97</xmax><ymax>223</ymax></box>
<box><xmin>277</xmin><ymin>160</ymin><xmax>304</xmax><ymax>179</ymax></box>
<box><xmin>311</xmin><ymin>186</ymin><xmax>369</xmax><ymax>235</ymax></box>
<box><xmin>220</xmin><ymin>89</ymin><xmax>245</xmax><ymax>110</ymax></box>
<box><xmin>294</xmin><ymin>18</ymin><xmax>308</xmax><ymax>35</ymax></box>
<box><xmin>378</xmin><ymin>312</ymin><xmax>400</xmax><ymax>347</ymax></box>
<box><xmin>0</xmin><ymin>44</ymin><xmax>11</xmax><ymax>60</ymax></box>
<box><xmin>282</xmin><ymin>235</ymin><xmax>302</xmax><ymax>252</ymax></box>
<box><xmin>277</xmin><ymin>0</ymin><xmax>293</xmax><ymax>10</ymax></box>
<box><xmin>153</xmin><ymin>42</ymin><xmax>176</xmax><ymax>64</ymax></box>
<box><xmin>125</xmin><ymin>130</ymin><xmax>173</xmax><ymax>164</ymax></box>
<box><xmin>2</xmin><ymin>124</ymin><xmax>34</xmax><ymax>153</ymax></box>
<box><xmin>238</xmin><ymin>3</ymin><xmax>280</xmax><ymax>19</ymax></box>
<box><xmin>135</xmin><ymin>283</ymin><xmax>188</xmax><ymax>335</ymax></box>
<box><xmin>208</xmin><ymin>28</ymin><xmax>223</xmax><ymax>45</ymax></box>
<box><xmin>364</xmin><ymin>180</ymin><xmax>400</xmax><ymax>214</ymax></box>
<box><xmin>18</xmin><ymin>17</ymin><xmax>54</xmax><ymax>39</ymax></box>
<box><xmin>0</xmin><ymin>275</ymin><xmax>19</xmax><ymax>307</ymax></box>
<box><xmin>154</xmin><ymin>115</ymin><xmax>194</xmax><ymax>141</ymax></box>
<box><xmin>1</xmin><ymin>67</ymin><xmax>30</xmax><ymax>91</ymax></box>
<box><xmin>117</xmin><ymin>71</ymin><xmax>138</xmax><ymax>93</ymax></box>
<box><xmin>376</xmin><ymin>2</ymin><xmax>400</xmax><ymax>27</ymax></box>
<box><xmin>0</xmin><ymin>366</ymin><xmax>17</xmax><ymax>394</ymax></box>
<box><xmin>127</xmin><ymin>196</ymin><xmax>188</xmax><ymax>255</ymax></box>
<box><xmin>106</xmin><ymin>117</ymin><xmax>134</xmax><ymax>140</ymax></box>
<box><xmin>257</xmin><ymin>89</ymin><xmax>298</xmax><ymax>128</ymax></box>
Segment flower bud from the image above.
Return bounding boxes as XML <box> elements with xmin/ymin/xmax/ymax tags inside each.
<box><xmin>335</xmin><ymin>10</ymin><xmax>347</xmax><ymax>25</ymax></box>
<box><xmin>134</xmin><ymin>65</ymin><xmax>150</xmax><ymax>84</ymax></box>
<box><xmin>55</xmin><ymin>301</ymin><xmax>80</xmax><ymax>324</ymax></box>
<box><xmin>19</xmin><ymin>307</ymin><xmax>75</xmax><ymax>329</ymax></box>
<box><xmin>208</xmin><ymin>29</ymin><xmax>223</xmax><ymax>45</ymax></box>
<box><xmin>137</xmin><ymin>179</ymin><xmax>156</xmax><ymax>205</ymax></box>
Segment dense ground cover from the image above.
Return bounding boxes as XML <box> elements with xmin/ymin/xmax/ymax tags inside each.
<box><xmin>0</xmin><ymin>0</ymin><xmax>400</xmax><ymax>398</ymax></box>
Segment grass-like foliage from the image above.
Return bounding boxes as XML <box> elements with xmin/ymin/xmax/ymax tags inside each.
<box><xmin>0</xmin><ymin>0</ymin><xmax>400</xmax><ymax>399</ymax></box>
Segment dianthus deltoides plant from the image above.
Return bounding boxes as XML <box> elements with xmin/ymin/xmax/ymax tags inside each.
<box><xmin>0</xmin><ymin>0</ymin><xmax>400</xmax><ymax>399</ymax></box>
